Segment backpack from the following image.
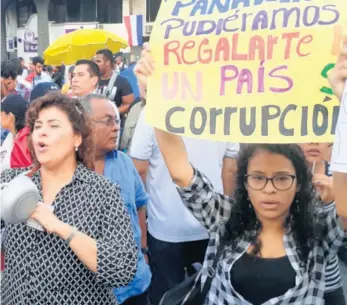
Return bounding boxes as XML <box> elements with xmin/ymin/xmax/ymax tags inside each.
<box><xmin>119</xmin><ymin>98</ymin><xmax>145</xmax><ymax>152</ymax></box>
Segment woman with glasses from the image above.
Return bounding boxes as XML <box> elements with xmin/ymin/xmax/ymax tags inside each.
<box><xmin>133</xmin><ymin>44</ymin><xmax>346</xmax><ymax>304</ymax></box>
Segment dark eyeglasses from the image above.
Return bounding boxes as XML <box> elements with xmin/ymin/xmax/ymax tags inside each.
<box><xmin>245</xmin><ymin>174</ymin><xmax>296</xmax><ymax>191</ymax></box>
<box><xmin>92</xmin><ymin>118</ymin><xmax>119</xmax><ymax>127</ymax></box>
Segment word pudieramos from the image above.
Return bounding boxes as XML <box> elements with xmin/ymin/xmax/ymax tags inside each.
<box><xmin>164</xmin><ymin>5</ymin><xmax>339</xmax><ymax>39</ymax></box>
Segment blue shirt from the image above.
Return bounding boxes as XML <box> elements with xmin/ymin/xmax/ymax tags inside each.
<box><xmin>104</xmin><ymin>150</ymin><xmax>151</xmax><ymax>303</ymax></box>
<box><xmin>120</xmin><ymin>63</ymin><xmax>140</xmax><ymax>100</ymax></box>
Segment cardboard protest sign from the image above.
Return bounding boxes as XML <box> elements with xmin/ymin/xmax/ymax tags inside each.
<box><xmin>146</xmin><ymin>0</ymin><xmax>347</xmax><ymax>143</ymax></box>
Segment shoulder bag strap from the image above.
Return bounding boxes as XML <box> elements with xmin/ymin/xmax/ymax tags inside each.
<box><xmin>199</xmin><ymin>239</ymin><xmax>226</xmax><ymax>299</ymax></box>
<box><xmin>105</xmin><ymin>71</ymin><xmax>118</xmax><ymax>100</ymax></box>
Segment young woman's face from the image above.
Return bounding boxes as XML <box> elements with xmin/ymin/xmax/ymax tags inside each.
<box><xmin>299</xmin><ymin>143</ymin><xmax>329</xmax><ymax>164</ymax></box>
<box><xmin>246</xmin><ymin>150</ymin><xmax>298</xmax><ymax>223</ymax></box>
<box><xmin>31</xmin><ymin>106</ymin><xmax>82</xmax><ymax>168</ymax></box>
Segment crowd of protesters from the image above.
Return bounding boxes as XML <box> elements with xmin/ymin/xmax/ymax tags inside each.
<box><xmin>0</xmin><ymin>38</ymin><xmax>347</xmax><ymax>305</ymax></box>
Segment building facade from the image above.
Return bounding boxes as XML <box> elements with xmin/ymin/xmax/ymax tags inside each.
<box><xmin>1</xmin><ymin>0</ymin><xmax>162</xmax><ymax>62</ymax></box>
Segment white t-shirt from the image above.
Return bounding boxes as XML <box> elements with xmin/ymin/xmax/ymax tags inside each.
<box><xmin>29</xmin><ymin>72</ymin><xmax>52</xmax><ymax>87</ymax></box>
<box><xmin>109</xmin><ymin>100</ymin><xmax>121</xmax><ymax>147</ymax></box>
<box><xmin>17</xmin><ymin>75</ymin><xmax>33</xmax><ymax>90</ymax></box>
<box><xmin>130</xmin><ymin>108</ymin><xmax>239</xmax><ymax>243</ymax></box>
<box><xmin>0</xmin><ymin>133</ymin><xmax>14</xmax><ymax>172</ymax></box>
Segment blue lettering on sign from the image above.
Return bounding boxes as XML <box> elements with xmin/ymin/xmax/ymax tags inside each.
<box><xmin>171</xmin><ymin>0</ymin><xmax>314</xmax><ymax>17</ymax></box>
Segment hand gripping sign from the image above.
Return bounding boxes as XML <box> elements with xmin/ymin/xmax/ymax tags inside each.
<box><xmin>330</xmin><ymin>82</ymin><xmax>347</xmax><ymax>173</ymax></box>
<box><xmin>146</xmin><ymin>0</ymin><xmax>347</xmax><ymax>143</ymax></box>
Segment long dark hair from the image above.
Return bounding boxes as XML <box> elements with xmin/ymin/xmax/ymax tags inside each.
<box><xmin>14</xmin><ymin>116</ymin><xmax>25</xmax><ymax>133</ymax></box>
<box><xmin>26</xmin><ymin>92</ymin><xmax>95</xmax><ymax>170</ymax></box>
<box><xmin>223</xmin><ymin>144</ymin><xmax>325</xmax><ymax>265</ymax></box>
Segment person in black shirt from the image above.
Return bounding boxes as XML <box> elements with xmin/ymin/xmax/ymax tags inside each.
<box><xmin>94</xmin><ymin>49</ymin><xmax>134</xmax><ymax>117</ymax></box>
<box><xmin>52</xmin><ymin>65</ymin><xmax>65</xmax><ymax>89</ymax></box>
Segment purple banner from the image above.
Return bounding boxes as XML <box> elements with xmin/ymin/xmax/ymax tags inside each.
<box><xmin>65</xmin><ymin>29</ymin><xmax>77</xmax><ymax>34</ymax></box>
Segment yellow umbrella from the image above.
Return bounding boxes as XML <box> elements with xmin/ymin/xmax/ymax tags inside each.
<box><xmin>43</xmin><ymin>29</ymin><xmax>128</xmax><ymax>65</ymax></box>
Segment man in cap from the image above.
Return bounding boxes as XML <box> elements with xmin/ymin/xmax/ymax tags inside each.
<box><xmin>29</xmin><ymin>82</ymin><xmax>60</xmax><ymax>103</ymax></box>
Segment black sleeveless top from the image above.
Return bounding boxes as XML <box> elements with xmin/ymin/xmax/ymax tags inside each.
<box><xmin>230</xmin><ymin>252</ymin><xmax>296</xmax><ymax>305</ymax></box>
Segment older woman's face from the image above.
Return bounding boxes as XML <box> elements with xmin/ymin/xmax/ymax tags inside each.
<box><xmin>32</xmin><ymin>106</ymin><xmax>81</xmax><ymax>168</ymax></box>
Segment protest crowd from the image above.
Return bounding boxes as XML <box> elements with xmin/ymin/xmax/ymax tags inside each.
<box><xmin>1</xmin><ymin>4</ymin><xmax>347</xmax><ymax>305</ymax></box>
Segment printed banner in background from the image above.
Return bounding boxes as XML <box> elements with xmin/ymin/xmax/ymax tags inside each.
<box><xmin>147</xmin><ymin>0</ymin><xmax>347</xmax><ymax>143</ymax></box>
<box><xmin>6</xmin><ymin>37</ymin><xmax>15</xmax><ymax>52</ymax></box>
<box><xmin>65</xmin><ymin>29</ymin><xmax>77</xmax><ymax>34</ymax></box>
<box><xmin>24</xmin><ymin>39</ymin><xmax>38</xmax><ymax>53</ymax></box>
<box><xmin>22</xmin><ymin>30</ymin><xmax>38</xmax><ymax>53</ymax></box>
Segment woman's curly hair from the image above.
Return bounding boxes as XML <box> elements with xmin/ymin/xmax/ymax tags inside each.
<box><xmin>26</xmin><ymin>92</ymin><xmax>95</xmax><ymax>170</ymax></box>
<box><xmin>223</xmin><ymin>144</ymin><xmax>326</xmax><ymax>265</ymax></box>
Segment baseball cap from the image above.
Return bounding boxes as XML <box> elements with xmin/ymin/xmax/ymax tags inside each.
<box><xmin>1</xmin><ymin>94</ymin><xmax>29</xmax><ymax>118</ymax></box>
<box><xmin>30</xmin><ymin>82</ymin><xmax>59</xmax><ymax>102</ymax></box>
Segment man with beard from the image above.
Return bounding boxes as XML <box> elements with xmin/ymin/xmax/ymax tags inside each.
<box><xmin>93</xmin><ymin>49</ymin><xmax>134</xmax><ymax>120</ymax></box>
<box><xmin>25</xmin><ymin>56</ymin><xmax>52</xmax><ymax>86</ymax></box>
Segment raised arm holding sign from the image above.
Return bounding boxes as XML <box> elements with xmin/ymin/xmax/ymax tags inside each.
<box><xmin>135</xmin><ymin>44</ymin><xmax>194</xmax><ymax>188</ymax></box>
<box><xmin>329</xmin><ymin>38</ymin><xmax>347</xmax><ymax>217</ymax></box>
<box><xmin>134</xmin><ymin>17</ymin><xmax>347</xmax><ymax>304</ymax></box>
